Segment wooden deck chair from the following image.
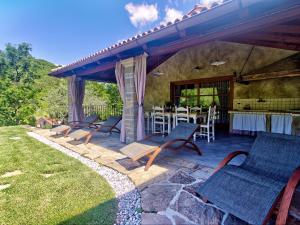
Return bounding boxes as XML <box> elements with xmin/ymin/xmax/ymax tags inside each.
<box><xmin>120</xmin><ymin>122</ymin><xmax>202</xmax><ymax>171</ymax></box>
<box><xmin>68</xmin><ymin>116</ymin><xmax>122</xmax><ymax>144</ymax></box>
<box><xmin>196</xmin><ymin>132</ymin><xmax>300</xmax><ymax>225</ymax></box>
<box><xmin>50</xmin><ymin>114</ymin><xmax>98</xmax><ymax>136</ymax></box>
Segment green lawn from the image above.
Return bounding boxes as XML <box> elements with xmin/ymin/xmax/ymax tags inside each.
<box><xmin>0</xmin><ymin>126</ymin><xmax>117</xmax><ymax>225</ymax></box>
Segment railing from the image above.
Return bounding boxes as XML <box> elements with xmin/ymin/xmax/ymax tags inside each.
<box><xmin>83</xmin><ymin>104</ymin><xmax>122</xmax><ymax>120</ymax></box>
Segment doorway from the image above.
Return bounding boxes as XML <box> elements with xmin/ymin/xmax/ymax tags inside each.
<box><xmin>170</xmin><ymin>76</ymin><xmax>234</xmax><ymax>130</ymax></box>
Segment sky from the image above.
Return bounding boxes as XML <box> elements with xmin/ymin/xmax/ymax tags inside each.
<box><xmin>0</xmin><ymin>0</ymin><xmax>213</xmax><ymax>65</ymax></box>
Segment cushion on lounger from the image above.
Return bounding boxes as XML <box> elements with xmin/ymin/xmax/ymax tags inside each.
<box><xmin>120</xmin><ymin>140</ymin><xmax>160</xmax><ymax>161</ymax></box>
<box><xmin>98</xmin><ymin>116</ymin><xmax>121</xmax><ymax>133</ymax></box>
<box><xmin>82</xmin><ymin>114</ymin><xmax>98</xmax><ymax>124</ymax></box>
<box><xmin>68</xmin><ymin>129</ymin><xmax>90</xmax><ymax>140</ymax></box>
<box><xmin>51</xmin><ymin>125</ymin><xmax>71</xmax><ymax>134</ymax></box>
<box><xmin>166</xmin><ymin>122</ymin><xmax>198</xmax><ymax>141</ymax></box>
<box><xmin>197</xmin><ymin>132</ymin><xmax>300</xmax><ymax>225</ymax></box>
<box><xmin>120</xmin><ymin>122</ymin><xmax>199</xmax><ymax>160</ymax></box>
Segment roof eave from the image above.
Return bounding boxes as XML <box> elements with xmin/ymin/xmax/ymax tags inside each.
<box><xmin>49</xmin><ymin>0</ymin><xmax>288</xmax><ymax>77</ymax></box>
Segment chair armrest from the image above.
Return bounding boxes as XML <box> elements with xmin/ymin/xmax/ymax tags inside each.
<box><xmin>214</xmin><ymin>151</ymin><xmax>249</xmax><ymax>173</ymax></box>
<box><xmin>276</xmin><ymin>166</ymin><xmax>300</xmax><ymax>225</ymax></box>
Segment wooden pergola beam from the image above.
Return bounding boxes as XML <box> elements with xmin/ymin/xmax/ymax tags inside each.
<box><xmin>226</xmin><ymin>38</ymin><xmax>300</xmax><ymax>51</ymax></box>
<box><xmin>71</xmin><ymin>52</ymin><xmax>177</xmax><ymax>78</ymax></box>
<box><xmin>57</xmin><ymin>3</ymin><xmax>300</xmax><ymax>79</ymax></box>
<box><xmin>244</xmin><ymin>33</ymin><xmax>300</xmax><ymax>45</ymax></box>
<box><xmin>242</xmin><ymin>70</ymin><xmax>300</xmax><ymax>81</ymax></box>
<box><xmin>74</xmin><ymin>61</ymin><xmax>116</xmax><ymax>76</ymax></box>
<box><xmin>267</xmin><ymin>24</ymin><xmax>300</xmax><ymax>34</ymax></box>
<box><xmin>150</xmin><ymin>5</ymin><xmax>300</xmax><ymax>55</ymax></box>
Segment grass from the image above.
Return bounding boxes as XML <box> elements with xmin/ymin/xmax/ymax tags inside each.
<box><xmin>0</xmin><ymin>126</ymin><xmax>117</xmax><ymax>225</ymax></box>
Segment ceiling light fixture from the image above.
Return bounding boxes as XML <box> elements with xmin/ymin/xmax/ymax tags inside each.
<box><xmin>152</xmin><ymin>55</ymin><xmax>164</xmax><ymax>77</ymax></box>
<box><xmin>210</xmin><ymin>42</ymin><xmax>226</xmax><ymax>66</ymax></box>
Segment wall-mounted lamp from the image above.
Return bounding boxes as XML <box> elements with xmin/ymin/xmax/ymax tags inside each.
<box><xmin>152</xmin><ymin>55</ymin><xmax>165</xmax><ymax>77</ymax></box>
<box><xmin>210</xmin><ymin>43</ymin><xmax>226</xmax><ymax>66</ymax></box>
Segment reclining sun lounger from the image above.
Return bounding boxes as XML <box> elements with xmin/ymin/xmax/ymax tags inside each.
<box><xmin>50</xmin><ymin>114</ymin><xmax>98</xmax><ymax>136</ymax></box>
<box><xmin>120</xmin><ymin>122</ymin><xmax>202</xmax><ymax>171</ymax></box>
<box><xmin>67</xmin><ymin>116</ymin><xmax>122</xmax><ymax>144</ymax></box>
<box><xmin>196</xmin><ymin>132</ymin><xmax>300</xmax><ymax>225</ymax></box>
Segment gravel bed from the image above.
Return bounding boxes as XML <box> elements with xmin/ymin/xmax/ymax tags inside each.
<box><xmin>27</xmin><ymin>132</ymin><xmax>141</xmax><ymax>225</ymax></box>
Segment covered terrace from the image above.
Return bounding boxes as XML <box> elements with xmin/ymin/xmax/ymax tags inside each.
<box><xmin>45</xmin><ymin>0</ymin><xmax>300</xmax><ymax>224</ymax></box>
<box><xmin>49</xmin><ymin>0</ymin><xmax>300</xmax><ymax>143</ymax></box>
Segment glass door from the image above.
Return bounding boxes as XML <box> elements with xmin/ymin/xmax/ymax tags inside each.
<box><xmin>171</xmin><ymin>76</ymin><xmax>233</xmax><ymax>126</ymax></box>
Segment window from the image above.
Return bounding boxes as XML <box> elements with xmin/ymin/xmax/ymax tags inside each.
<box><xmin>170</xmin><ymin>77</ymin><xmax>233</xmax><ymax>124</ymax></box>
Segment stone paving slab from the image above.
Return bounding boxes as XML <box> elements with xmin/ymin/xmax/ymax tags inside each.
<box><xmin>141</xmin><ymin>184</ymin><xmax>182</xmax><ymax>212</ymax></box>
<box><xmin>173</xmin><ymin>215</ymin><xmax>195</xmax><ymax>225</ymax></box>
<box><xmin>190</xmin><ymin>168</ymin><xmax>213</xmax><ymax>181</ymax></box>
<box><xmin>170</xmin><ymin>191</ymin><xmax>224</xmax><ymax>225</ymax></box>
<box><xmin>183</xmin><ymin>181</ymin><xmax>205</xmax><ymax>197</ymax></box>
<box><xmin>32</xmin><ymin>128</ymin><xmax>194</xmax><ymax>188</ymax></box>
<box><xmin>169</xmin><ymin>170</ymin><xmax>196</xmax><ymax>184</ymax></box>
<box><xmin>128</xmin><ymin>164</ymin><xmax>178</xmax><ymax>190</ymax></box>
<box><xmin>141</xmin><ymin>213</ymin><xmax>172</xmax><ymax>225</ymax></box>
<box><xmin>31</xmin><ymin>128</ymin><xmax>300</xmax><ymax>225</ymax></box>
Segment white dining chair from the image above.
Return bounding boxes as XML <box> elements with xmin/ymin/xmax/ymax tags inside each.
<box><xmin>152</xmin><ymin>106</ymin><xmax>167</xmax><ymax>134</ymax></box>
<box><xmin>199</xmin><ymin>105</ymin><xmax>216</xmax><ymax>143</ymax></box>
<box><xmin>190</xmin><ymin>106</ymin><xmax>202</xmax><ymax>114</ymax></box>
<box><xmin>175</xmin><ymin>106</ymin><xmax>189</xmax><ymax>126</ymax></box>
<box><xmin>190</xmin><ymin>106</ymin><xmax>202</xmax><ymax>141</ymax></box>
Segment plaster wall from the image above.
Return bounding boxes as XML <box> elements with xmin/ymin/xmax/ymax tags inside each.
<box><xmin>144</xmin><ymin>41</ymin><xmax>299</xmax><ymax>111</ymax></box>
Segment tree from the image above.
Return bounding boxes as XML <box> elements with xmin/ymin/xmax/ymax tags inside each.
<box><xmin>0</xmin><ymin>42</ymin><xmax>122</xmax><ymax>126</ymax></box>
<box><xmin>0</xmin><ymin>43</ymin><xmax>40</xmax><ymax>125</ymax></box>
<box><xmin>87</xmin><ymin>82</ymin><xmax>122</xmax><ymax>107</ymax></box>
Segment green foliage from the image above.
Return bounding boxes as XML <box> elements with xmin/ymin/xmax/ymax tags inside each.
<box><xmin>0</xmin><ymin>42</ymin><xmax>122</xmax><ymax>126</ymax></box>
<box><xmin>0</xmin><ymin>126</ymin><xmax>117</xmax><ymax>225</ymax></box>
<box><xmin>0</xmin><ymin>81</ymin><xmax>38</xmax><ymax>125</ymax></box>
<box><xmin>87</xmin><ymin>82</ymin><xmax>122</xmax><ymax>108</ymax></box>
<box><xmin>0</xmin><ymin>43</ymin><xmax>41</xmax><ymax>126</ymax></box>
<box><xmin>33</xmin><ymin>59</ymin><xmax>68</xmax><ymax>120</ymax></box>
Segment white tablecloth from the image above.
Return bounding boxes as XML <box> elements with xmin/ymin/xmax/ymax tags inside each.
<box><xmin>271</xmin><ymin>114</ymin><xmax>292</xmax><ymax>135</ymax></box>
<box><xmin>233</xmin><ymin>114</ymin><xmax>266</xmax><ymax>132</ymax></box>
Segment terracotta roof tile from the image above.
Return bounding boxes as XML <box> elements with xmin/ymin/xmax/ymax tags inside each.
<box><xmin>51</xmin><ymin>0</ymin><xmax>226</xmax><ymax>73</ymax></box>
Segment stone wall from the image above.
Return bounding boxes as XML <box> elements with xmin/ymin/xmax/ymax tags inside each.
<box><xmin>144</xmin><ymin>41</ymin><xmax>299</xmax><ymax>111</ymax></box>
<box><xmin>122</xmin><ymin>58</ymin><xmax>138</xmax><ymax>143</ymax></box>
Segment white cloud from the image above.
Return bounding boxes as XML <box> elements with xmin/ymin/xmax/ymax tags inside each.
<box><xmin>161</xmin><ymin>7</ymin><xmax>183</xmax><ymax>25</ymax></box>
<box><xmin>167</xmin><ymin>0</ymin><xmax>216</xmax><ymax>6</ymax></box>
<box><xmin>201</xmin><ymin>0</ymin><xmax>216</xmax><ymax>5</ymax></box>
<box><xmin>125</xmin><ymin>3</ymin><xmax>159</xmax><ymax>28</ymax></box>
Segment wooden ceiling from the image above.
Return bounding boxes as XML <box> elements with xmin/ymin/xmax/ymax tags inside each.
<box><xmin>227</xmin><ymin>19</ymin><xmax>300</xmax><ymax>51</ymax></box>
<box><xmin>51</xmin><ymin>0</ymin><xmax>300</xmax><ymax>82</ymax></box>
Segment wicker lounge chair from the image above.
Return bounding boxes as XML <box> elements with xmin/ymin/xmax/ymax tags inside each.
<box><xmin>197</xmin><ymin>132</ymin><xmax>300</xmax><ymax>225</ymax></box>
<box><xmin>50</xmin><ymin>114</ymin><xmax>98</xmax><ymax>136</ymax></box>
<box><xmin>120</xmin><ymin>123</ymin><xmax>202</xmax><ymax>171</ymax></box>
<box><xmin>68</xmin><ymin>116</ymin><xmax>122</xmax><ymax>144</ymax></box>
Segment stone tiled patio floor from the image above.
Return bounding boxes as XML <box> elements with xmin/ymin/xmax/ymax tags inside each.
<box><xmin>32</xmin><ymin>128</ymin><xmax>201</xmax><ymax>188</ymax></box>
<box><xmin>31</xmin><ymin>128</ymin><xmax>300</xmax><ymax>225</ymax></box>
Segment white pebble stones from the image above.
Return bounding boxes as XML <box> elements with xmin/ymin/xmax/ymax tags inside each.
<box><xmin>27</xmin><ymin>132</ymin><xmax>141</xmax><ymax>225</ymax></box>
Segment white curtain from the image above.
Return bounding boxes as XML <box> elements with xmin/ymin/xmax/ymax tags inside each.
<box><xmin>68</xmin><ymin>75</ymin><xmax>85</xmax><ymax>122</ymax></box>
<box><xmin>115</xmin><ymin>62</ymin><xmax>126</xmax><ymax>142</ymax></box>
<box><xmin>134</xmin><ymin>54</ymin><xmax>147</xmax><ymax>141</ymax></box>
<box><xmin>233</xmin><ymin>113</ymin><xmax>266</xmax><ymax>132</ymax></box>
<box><xmin>271</xmin><ymin>114</ymin><xmax>292</xmax><ymax>135</ymax></box>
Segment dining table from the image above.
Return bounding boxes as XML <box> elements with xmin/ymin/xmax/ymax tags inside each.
<box><xmin>145</xmin><ymin>111</ymin><xmax>208</xmax><ymax>139</ymax></box>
